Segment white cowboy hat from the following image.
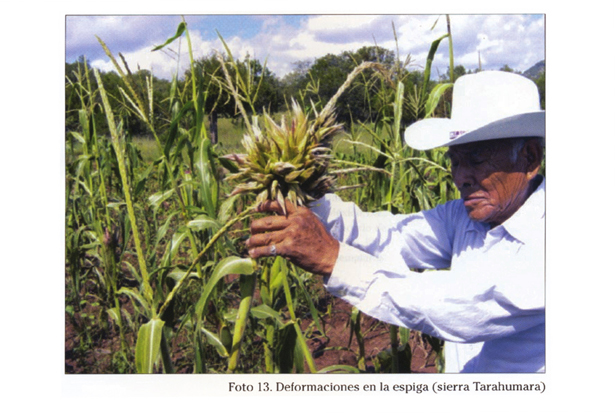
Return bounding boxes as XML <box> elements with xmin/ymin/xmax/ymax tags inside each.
<box><xmin>404</xmin><ymin>71</ymin><xmax>545</xmax><ymax>150</ymax></box>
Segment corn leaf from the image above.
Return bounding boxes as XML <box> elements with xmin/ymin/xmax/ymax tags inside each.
<box><xmin>106</xmin><ymin>307</ymin><xmax>121</xmax><ymax>325</ymax></box>
<box><xmin>148</xmin><ymin>189</ymin><xmax>175</xmax><ymax>213</ymax></box>
<box><xmin>290</xmin><ymin>269</ymin><xmax>322</xmax><ymax>334</ymax></box>
<box><xmin>424</xmin><ymin>83</ymin><xmax>453</xmax><ymax>118</ymax></box>
<box><xmin>217</xmin><ymin>194</ymin><xmax>239</xmax><ymax>223</ymax></box>
<box><xmin>187</xmin><ymin>215</ymin><xmax>221</xmax><ymax>232</ymax></box>
<box><xmin>135</xmin><ymin>318</ymin><xmax>164</xmax><ymax>373</ymax></box>
<box><xmin>393</xmin><ymin>81</ymin><xmax>404</xmax><ymax>147</ymax></box>
<box><xmin>167</xmin><ymin>269</ymin><xmax>199</xmax><ymax>283</ymax></box>
<box><xmin>162</xmin><ymin>229</ymin><xmax>188</xmax><ymax>267</ymax></box>
<box><xmin>399</xmin><ymin>327</ymin><xmax>410</xmax><ymax>347</ymax></box>
<box><xmin>194</xmin><ymin>257</ymin><xmax>255</xmax><ymax>336</ymax></box>
<box><xmin>117</xmin><ymin>287</ymin><xmax>151</xmax><ymax>314</ymax></box>
<box><xmin>293</xmin><ymin>322</ymin><xmax>316</xmax><ymax>373</ymax></box>
<box><xmin>201</xmin><ymin>327</ymin><xmax>230</xmax><ymax>358</ymax></box>
<box><xmin>152</xmin><ymin>22</ymin><xmax>186</xmax><ymax>51</ymax></box>
<box><xmin>228</xmin><ymin>273</ymin><xmax>257</xmax><ymax>372</ymax></box>
<box><xmin>422</xmin><ymin>34</ymin><xmax>450</xmax><ymax>96</ymax></box>
<box><xmin>195</xmin><ymin>135</ymin><xmax>218</xmax><ymax>218</ymax></box>
<box><xmin>250</xmin><ymin>304</ymin><xmax>286</xmax><ymax>328</ymax></box>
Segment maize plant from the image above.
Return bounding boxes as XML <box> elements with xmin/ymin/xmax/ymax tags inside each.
<box><xmin>65</xmin><ymin>18</ymin><xmax>456</xmax><ymax>374</ymax></box>
<box><xmin>215</xmin><ymin>41</ymin><xmax>394</xmax><ymax>372</ymax></box>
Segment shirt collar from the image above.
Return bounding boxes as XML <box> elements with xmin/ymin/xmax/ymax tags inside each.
<box><xmin>499</xmin><ymin>175</ymin><xmax>545</xmax><ymax>244</ymax></box>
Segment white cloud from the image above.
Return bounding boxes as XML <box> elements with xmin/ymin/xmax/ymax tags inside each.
<box><xmin>66</xmin><ymin>16</ymin><xmax>183</xmax><ymax>62</ymax></box>
<box><xmin>71</xmin><ymin>14</ymin><xmax>544</xmax><ymax>80</ymax></box>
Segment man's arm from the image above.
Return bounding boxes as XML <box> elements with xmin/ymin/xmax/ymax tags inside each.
<box><xmin>325</xmin><ymin>243</ymin><xmax>544</xmax><ymax>343</ymax></box>
<box><xmin>246</xmin><ymin>196</ymin><xmax>544</xmax><ymax>344</ymax></box>
<box><xmin>246</xmin><ymin>193</ymin><xmax>456</xmax><ymax>275</ymax></box>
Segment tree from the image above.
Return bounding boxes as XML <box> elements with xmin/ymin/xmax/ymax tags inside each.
<box><xmin>534</xmin><ymin>72</ymin><xmax>545</xmax><ymax>109</ymax></box>
<box><xmin>499</xmin><ymin>64</ymin><xmax>521</xmax><ymax>74</ymax></box>
<box><xmin>186</xmin><ymin>53</ymin><xmax>281</xmax><ymax>115</ymax></box>
<box><xmin>296</xmin><ymin>46</ymin><xmax>401</xmax><ymax>125</ymax></box>
<box><xmin>441</xmin><ymin>65</ymin><xmax>467</xmax><ymax>82</ymax></box>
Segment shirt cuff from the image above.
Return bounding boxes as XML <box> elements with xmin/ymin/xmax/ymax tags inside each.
<box><xmin>325</xmin><ymin>242</ymin><xmax>381</xmax><ymax>306</ymax></box>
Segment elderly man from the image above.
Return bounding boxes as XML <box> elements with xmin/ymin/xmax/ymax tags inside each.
<box><xmin>246</xmin><ymin>71</ymin><xmax>545</xmax><ymax>373</ymax></box>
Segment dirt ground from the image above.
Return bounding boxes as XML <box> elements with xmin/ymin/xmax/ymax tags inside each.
<box><xmin>65</xmin><ymin>280</ymin><xmax>438</xmax><ymax>374</ymax></box>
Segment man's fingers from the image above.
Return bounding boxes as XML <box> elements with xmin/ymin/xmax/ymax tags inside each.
<box><xmin>246</xmin><ymin>232</ymin><xmax>276</xmax><ymax>249</ymax></box>
<box><xmin>256</xmin><ymin>200</ymin><xmax>284</xmax><ymax>214</ymax></box>
<box><xmin>256</xmin><ymin>198</ymin><xmax>299</xmax><ymax>215</ymax></box>
<box><xmin>250</xmin><ymin>215</ymin><xmax>291</xmax><ymax>234</ymax></box>
<box><xmin>248</xmin><ymin>243</ymin><xmax>283</xmax><ymax>259</ymax></box>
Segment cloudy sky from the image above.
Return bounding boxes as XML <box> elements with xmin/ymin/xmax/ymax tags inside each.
<box><xmin>66</xmin><ymin>14</ymin><xmax>545</xmax><ymax>80</ymax></box>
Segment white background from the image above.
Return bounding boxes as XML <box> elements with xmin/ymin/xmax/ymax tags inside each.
<box><xmin>3</xmin><ymin>1</ymin><xmax>613</xmax><ymax>412</ymax></box>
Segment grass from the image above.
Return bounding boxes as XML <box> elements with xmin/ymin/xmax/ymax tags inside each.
<box><xmin>131</xmin><ymin>118</ymin><xmax>247</xmax><ymax>163</ymax></box>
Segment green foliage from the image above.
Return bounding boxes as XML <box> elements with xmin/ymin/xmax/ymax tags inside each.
<box><xmin>535</xmin><ymin>72</ymin><xmax>545</xmax><ymax>109</ymax></box>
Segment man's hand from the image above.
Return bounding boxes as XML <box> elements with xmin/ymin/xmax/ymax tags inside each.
<box><xmin>246</xmin><ymin>200</ymin><xmax>340</xmax><ymax>277</ymax></box>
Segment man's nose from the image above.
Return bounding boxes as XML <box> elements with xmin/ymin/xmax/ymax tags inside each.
<box><xmin>452</xmin><ymin>164</ymin><xmax>475</xmax><ymax>189</ymax></box>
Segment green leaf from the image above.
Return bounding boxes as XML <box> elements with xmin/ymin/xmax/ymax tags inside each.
<box><xmin>195</xmin><ymin>136</ymin><xmax>218</xmax><ymax>218</ymax></box>
<box><xmin>123</xmin><ymin>261</ymin><xmax>143</xmax><ymax>285</ymax></box>
<box><xmin>250</xmin><ymin>304</ymin><xmax>286</xmax><ymax>327</ymax></box>
<box><xmin>187</xmin><ymin>215</ymin><xmax>221</xmax><ymax>232</ymax></box>
<box><xmin>217</xmin><ymin>194</ymin><xmax>239</xmax><ymax>223</ymax></box>
<box><xmin>399</xmin><ymin>327</ymin><xmax>410</xmax><ymax>347</ymax></box>
<box><xmin>422</xmin><ymin>33</ymin><xmax>450</xmax><ymax>96</ymax></box>
<box><xmin>135</xmin><ymin>318</ymin><xmax>164</xmax><ymax>373</ymax></box>
<box><xmin>201</xmin><ymin>327</ymin><xmax>230</xmax><ymax>358</ymax></box>
<box><xmin>117</xmin><ymin>287</ymin><xmax>151</xmax><ymax>314</ymax></box>
<box><xmin>194</xmin><ymin>257</ymin><xmax>255</xmax><ymax>327</ymax></box>
<box><xmin>393</xmin><ymin>81</ymin><xmax>405</xmax><ymax>147</ymax></box>
<box><xmin>148</xmin><ymin>189</ymin><xmax>175</xmax><ymax>213</ymax></box>
<box><xmin>167</xmin><ymin>268</ymin><xmax>199</xmax><ymax>283</ymax></box>
<box><xmin>276</xmin><ymin>323</ymin><xmax>298</xmax><ymax>373</ymax></box>
<box><xmin>107</xmin><ymin>307</ymin><xmax>121</xmax><ymax>325</ymax></box>
<box><xmin>69</xmin><ymin>131</ymin><xmax>86</xmax><ymax>145</ymax></box>
<box><xmin>154</xmin><ymin>210</ymin><xmax>180</xmax><ymax>249</ymax></box>
<box><xmin>228</xmin><ymin>273</ymin><xmax>257</xmax><ymax>372</ymax></box>
<box><xmin>162</xmin><ymin>228</ymin><xmax>188</xmax><ymax>267</ymax></box>
<box><xmin>293</xmin><ymin>322</ymin><xmax>316</xmax><ymax>373</ymax></box>
<box><xmin>290</xmin><ymin>268</ymin><xmax>322</xmax><ymax>334</ymax></box>
<box><xmin>424</xmin><ymin>83</ymin><xmax>453</xmax><ymax>118</ymax></box>
<box><xmin>217</xmin><ymin>155</ymin><xmax>240</xmax><ymax>173</ymax></box>
<box><xmin>152</xmin><ymin>22</ymin><xmax>186</xmax><ymax>51</ymax></box>
<box><xmin>269</xmin><ymin>256</ymin><xmax>287</xmax><ymax>297</ymax></box>
<box><xmin>165</xmin><ymin>100</ymin><xmax>192</xmax><ymax>158</ymax></box>
<box><xmin>134</xmin><ymin>164</ymin><xmax>154</xmax><ymax>198</ymax></box>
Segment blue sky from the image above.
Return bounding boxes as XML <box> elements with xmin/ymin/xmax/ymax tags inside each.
<box><xmin>66</xmin><ymin>14</ymin><xmax>545</xmax><ymax>80</ymax></box>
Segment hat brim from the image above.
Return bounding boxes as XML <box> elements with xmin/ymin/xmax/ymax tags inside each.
<box><xmin>404</xmin><ymin>111</ymin><xmax>545</xmax><ymax>151</ymax></box>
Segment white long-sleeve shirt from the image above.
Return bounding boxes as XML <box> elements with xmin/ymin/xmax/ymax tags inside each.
<box><xmin>309</xmin><ymin>177</ymin><xmax>545</xmax><ymax>373</ymax></box>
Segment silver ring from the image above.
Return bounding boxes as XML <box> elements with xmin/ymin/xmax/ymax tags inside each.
<box><xmin>270</xmin><ymin>244</ymin><xmax>277</xmax><ymax>257</ymax></box>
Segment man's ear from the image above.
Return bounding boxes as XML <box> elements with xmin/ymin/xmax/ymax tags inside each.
<box><xmin>522</xmin><ymin>138</ymin><xmax>544</xmax><ymax>177</ymax></box>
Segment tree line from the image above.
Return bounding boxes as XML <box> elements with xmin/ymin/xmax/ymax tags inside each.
<box><xmin>65</xmin><ymin>45</ymin><xmax>545</xmax><ymax>142</ymax></box>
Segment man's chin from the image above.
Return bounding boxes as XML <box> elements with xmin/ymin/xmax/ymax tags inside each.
<box><xmin>466</xmin><ymin>206</ymin><xmax>494</xmax><ymax>224</ymax></box>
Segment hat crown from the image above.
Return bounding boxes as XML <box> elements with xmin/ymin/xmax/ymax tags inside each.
<box><xmin>451</xmin><ymin>71</ymin><xmax>541</xmax><ymax>132</ymax></box>
<box><xmin>404</xmin><ymin>70</ymin><xmax>545</xmax><ymax>150</ymax></box>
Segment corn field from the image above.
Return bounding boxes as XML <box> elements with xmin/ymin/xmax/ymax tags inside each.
<box><xmin>65</xmin><ymin>20</ymin><xmax>460</xmax><ymax>374</ymax></box>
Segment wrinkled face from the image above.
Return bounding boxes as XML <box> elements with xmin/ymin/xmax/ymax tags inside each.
<box><xmin>447</xmin><ymin>138</ymin><xmax>537</xmax><ymax>227</ymax></box>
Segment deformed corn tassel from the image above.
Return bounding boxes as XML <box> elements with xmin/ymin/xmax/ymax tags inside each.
<box><xmin>225</xmin><ymin>61</ymin><xmax>387</xmax><ymax>214</ymax></box>
<box><xmin>225</xmin><ymin>100</ymin><xmax>341</xmax><ymax>215</ymax></box>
